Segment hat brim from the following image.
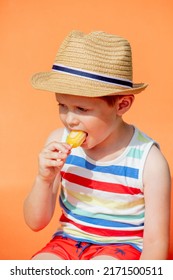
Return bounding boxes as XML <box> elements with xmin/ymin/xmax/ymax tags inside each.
<box><xmin>31</xmin><ymin>71</ymin><xmax>148</xmax><ymax>97</ymax></box>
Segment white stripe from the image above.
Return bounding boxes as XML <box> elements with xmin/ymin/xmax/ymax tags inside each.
<box><xmin>52</xmin><ymin>63</ymin><xmax>132</xmax><ymax>87</ymax></box>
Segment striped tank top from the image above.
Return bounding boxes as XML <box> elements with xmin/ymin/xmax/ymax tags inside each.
<box><xmin>54</xmin><ymin>127</ymin><xmax>157</xmax><ymax>251</ymax></box>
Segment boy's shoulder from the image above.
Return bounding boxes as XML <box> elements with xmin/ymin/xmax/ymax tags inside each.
<box><xmin>144</xmin><ymin>144</ymin><xmax>170</xmax><ymax>186</ymax></box>
<box><xmin>146</xmin><ymin>144</ymin><xmax>169</xmax><ymax>169</ymax></box>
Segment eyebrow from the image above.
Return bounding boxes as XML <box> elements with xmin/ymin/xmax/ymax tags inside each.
<box><xmin>55</xmin><ymin>94</ymin><xmax>94</xmax><ymax>109</ymax></box>
<box><xmin>56</xmin><ymin>98</ymin><xmax>89</xmax><ymax>108</ymax></box>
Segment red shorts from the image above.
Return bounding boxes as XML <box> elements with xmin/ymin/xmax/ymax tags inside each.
<box><xmin>32</xmin><ymin>236</ymin><xmax>141</xmax><ymax>260</ymax></box>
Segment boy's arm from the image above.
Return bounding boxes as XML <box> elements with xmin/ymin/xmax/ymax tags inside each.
<box><xmin>140</xmin><ymin>145</ymin><xmax>171</xmax><ymax>260</ymax></box>
<box><xmin>23</xmin><ymin>128</ymin><xmax>71</xmax><ymax>231</ymax></box>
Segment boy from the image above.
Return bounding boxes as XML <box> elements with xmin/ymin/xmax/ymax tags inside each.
<box><xmin>24</xmin><ymin>30</ymin><xmax>171</xmax><ymax>260</ymax></box>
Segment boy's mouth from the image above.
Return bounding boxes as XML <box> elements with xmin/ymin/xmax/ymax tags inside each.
<box><xmin>66</xmin><ymin>130</ymin><xmax>87</xmax><ymax>148</ymax></box>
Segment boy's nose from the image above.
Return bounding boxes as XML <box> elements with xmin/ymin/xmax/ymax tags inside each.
<box><xmin>66</xmin><ymin>111</ymin><xmax>79</xmax><ymax>128</ymax></box>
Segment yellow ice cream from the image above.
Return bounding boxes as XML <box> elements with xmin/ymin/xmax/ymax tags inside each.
<box><xmin>66</xmin><ymin>130</ymin><xmax>86</xmax><ymax>148</ymax></box>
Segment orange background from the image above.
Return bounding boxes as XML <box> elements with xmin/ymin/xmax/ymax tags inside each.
<box><xmin>0</xmin><ymin>0</ymin><xmax>173</xmax><ymax>259</ymax></box>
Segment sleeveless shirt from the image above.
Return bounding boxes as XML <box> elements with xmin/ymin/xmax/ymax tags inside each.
<box><xmin>54</xmin><ymin>127</ymin><xmax>157</xmax><ymax>251</ymax></box>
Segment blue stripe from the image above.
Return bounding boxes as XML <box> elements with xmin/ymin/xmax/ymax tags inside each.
<box><xmin>52</xmin><ymin>64</ymin><xmax>133</xmax><ymax>88</ymax></box>
<box><xmin>65</xmin><ymin>155</ymin><xmax>139</xmax><ymax>179</ymax></box>
<box><xmin>60</xmin><ymin>197</ymin><xmax>144</xmax><ymax>228</ymax></box>
<box><xmin>53</xmin><ymin>232</ymin><xmax>142</xmax><ymax>251</ymax></box>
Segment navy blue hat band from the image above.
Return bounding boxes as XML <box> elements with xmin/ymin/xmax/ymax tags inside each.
<box><xmin>52</xmin><ymin>64</ymin><xmax>133</xmax><ymax>88</ymax></box>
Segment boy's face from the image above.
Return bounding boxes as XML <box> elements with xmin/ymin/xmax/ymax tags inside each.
<box><xmin>55</xmin><ymin>93</ymin><xmax>120</xmax><ymax>150</ymax></box>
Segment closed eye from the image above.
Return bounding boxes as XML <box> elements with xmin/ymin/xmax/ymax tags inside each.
<box><xmin>77</xmin><ymin>107</ymin><xmax>88</xmax><ymax>112</ymax></box>
<box><xmin>58</xmin><ymin>103</ymin><xmax>67</xmax><ymax>108</ymax></box>
<box><xmin>57</xmin><ymin>103</ymin><xmax>89</xmax><ymax>113</ymax></box>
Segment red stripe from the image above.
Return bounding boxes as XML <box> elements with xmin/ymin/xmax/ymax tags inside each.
<box><xmin>61</xmin><ymin>171</ymin><xmax>142</xmax><ymax>195</ymax></box>
<box><xmin>60</xmin><ymin>214</ymin><xmax>143</xmax><ymax>237</ymax></box>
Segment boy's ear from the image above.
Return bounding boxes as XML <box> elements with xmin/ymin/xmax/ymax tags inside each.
<box><xmin>116</xmin><ymin>95</ymin><xmax>135</xmax><ymax>116</ymax></box>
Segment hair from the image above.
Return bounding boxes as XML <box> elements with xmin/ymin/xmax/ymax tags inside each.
<box><xmin>99</xmin><ymin>95</ymin><xmax>119</xmax><ymax>107</ymax></box>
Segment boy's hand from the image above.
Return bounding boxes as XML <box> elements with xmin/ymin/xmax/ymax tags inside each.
<box><xmin>38</xmin><ymin>142</ymin><xmax>71</xmax><ymax>182</ymax></box>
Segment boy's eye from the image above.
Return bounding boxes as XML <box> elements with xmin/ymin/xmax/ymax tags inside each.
<box><xmin>57</xmin><ymin>103</ymin><xmax>88</xmax><ymax>112</ymax></box>
<box><xmin>58</xmin><ymin>103</ymin><xmax>66</xmax><ymax>108</ymax></box>
<box><xmin>77</xmin><ymin>107</ymin><xmax>88</xmax><ymax>112</ymax></box>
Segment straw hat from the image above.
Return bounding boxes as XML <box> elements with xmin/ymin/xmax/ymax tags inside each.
<box><xmin>31</xmin><ymin>30</ymin><xmax>147</xmax><ymax>97</ymax></box>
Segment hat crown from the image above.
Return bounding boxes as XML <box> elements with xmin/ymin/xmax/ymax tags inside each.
<box><xmin>55</xmin><ymin>30</ymin><xmax>133</xmax><ymax>81</ymax></box>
